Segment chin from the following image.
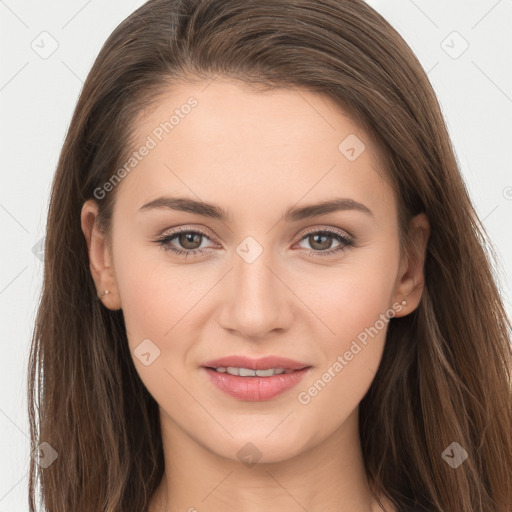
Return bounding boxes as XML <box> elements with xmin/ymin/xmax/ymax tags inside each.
<box><xmin>206</xmin><ymin>431</ymin><xmax>313</xmax><ymax>466</ymax></box>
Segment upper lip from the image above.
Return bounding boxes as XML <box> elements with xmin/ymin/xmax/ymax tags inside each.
<box><xmin>202</xmin><ymin>356</ymin><xmax>311</xmax><ymax>371</ymax></box>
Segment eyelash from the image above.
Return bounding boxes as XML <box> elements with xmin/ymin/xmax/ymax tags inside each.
<box><xmin>154</xmin><ymin>226</ymin><xmax>355</xmax><ymax>258</ymax></box>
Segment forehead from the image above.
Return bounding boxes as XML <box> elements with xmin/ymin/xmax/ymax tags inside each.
<box><xmin>114</xmin><ymin>79</ymin><xmax>395</xmax><ymax>222</ymax></box>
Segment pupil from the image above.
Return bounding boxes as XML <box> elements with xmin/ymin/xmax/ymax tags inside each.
<box><xmin>312</xmin><ymin>234</ymin><xmax>330</xmax><ymax>250</ymax></box>
<box><xmin>181</xmin><ymin>233</ymin><xmax>201</xmax><ymax>249</ymax></box>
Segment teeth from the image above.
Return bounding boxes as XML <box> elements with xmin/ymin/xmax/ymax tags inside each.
<box><xmin>215</xmin><ymin>367</ymin><xmax>288</xmax><ymax>377</ymax></box>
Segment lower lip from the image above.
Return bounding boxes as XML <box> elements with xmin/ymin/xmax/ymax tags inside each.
<box><xmin>202</xmin><ymin>367</ymin><xmax>311</xmax><ymax>401</ymax></box>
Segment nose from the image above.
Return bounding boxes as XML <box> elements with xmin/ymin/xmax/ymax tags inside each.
<box><xmin>217</xmin><ymin>243</ymin><xmax>294</xmax><ymax>340</ymax></box>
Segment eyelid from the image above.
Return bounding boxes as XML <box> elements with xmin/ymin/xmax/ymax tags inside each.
<box><xmin>298</xmin><ymin>225</ymin><xmax>354</xmax><ymax>241</ymax></box>
<box><xmin>158</xmin><ymin>224</ymin><xmax>354</xmax><ymax>245</ymax></box>
<box><xmin>158</xmin><ymin>225</ymin><xmax>218</xmax><ymax>242</ymax></box>
<box><xmin>155</xmin><ymin>223</ymin><xmax>356</xmax><ymax>258</ymax></box>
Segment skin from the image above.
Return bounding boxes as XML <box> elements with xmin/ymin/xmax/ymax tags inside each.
<box><xmin>81</xmin><ymin>78</ymin><xmax>430</xmax><ymax>512</ymax></box>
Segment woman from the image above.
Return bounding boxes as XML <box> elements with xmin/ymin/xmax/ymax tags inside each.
<box><xmin>27</xmin><ymin>0</ymin><xmax>512</xmax><ymax>511</ymax></box>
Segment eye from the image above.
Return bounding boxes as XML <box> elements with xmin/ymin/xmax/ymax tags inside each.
<box><xmin>154</xmin><ymin>226</ymin><xmax>355</xmax><ymax>259</ymax></box>
<box><xmin>154</xmin><ymin>227</ymin><xmax>214</xmax><ymax>258</ymax></box>
<box><xmin>295</xmin><ymin>228</ymin><xmax>355</xmax><ymax>257</ymax></box>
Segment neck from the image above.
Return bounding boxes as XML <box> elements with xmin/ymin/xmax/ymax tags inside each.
<box><xmin>149</xmin><ymin>407</ymin><xmax>393</xmax><ymax>512</ymax></box>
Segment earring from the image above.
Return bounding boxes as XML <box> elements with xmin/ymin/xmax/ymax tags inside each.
<box><xmin>401</xmin><ymin>299</ymin><xmax>407</xmax><ymax>306</ymax></box>
<box><xmin>98</xmin><ymin>289</ymin><xmax>111</xmax><ymax>299</ymax></box>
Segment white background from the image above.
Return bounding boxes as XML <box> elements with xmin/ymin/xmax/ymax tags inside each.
<box><xmin>1</xmin><ymin>0</ymin><xmax>511</xmax><ymax>510</ymax></box>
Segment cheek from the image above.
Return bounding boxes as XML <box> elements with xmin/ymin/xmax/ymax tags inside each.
<box><xmin>111</xmin><ymin>236</ymin><xmax>183</xmax><ymax>351</ymax></box>
<box><xmin>295</xmin><ymin>300</ymin><xmax>392</xmax><ymax>445</ymax></box>
<box><xmin>112</xmin><ymin>240</ymin><xmax>213</xmax><ymax>379</ymax></box>
<box><xmin>294</xmin><ymin>242</ymin><xmax>399</xmax><ymax>412</ymax></box>
<box><xmin>303</xmin><ymin>243</ymin><xmax>399</xmax><ymax>347</ymax></box>
<box><xmin>112</xmin><ymin>246</ymin><xmax>199</xmax><ymax>409</ymax></box>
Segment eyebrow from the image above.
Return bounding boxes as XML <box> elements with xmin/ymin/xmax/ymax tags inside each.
<box><xmin>138</xmin><ymin>196</ymin><xmax>373</xmax><ymax>222</ymax></box>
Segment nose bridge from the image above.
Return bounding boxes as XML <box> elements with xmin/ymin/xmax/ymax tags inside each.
<box><xmin>219</xmin><ymin>235</ymin><xmax>291</xmax><ymax>337</ymax></box>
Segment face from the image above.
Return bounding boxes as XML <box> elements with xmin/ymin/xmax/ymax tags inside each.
<box><xmin>83</xmin><ymin>78</ymin><xmax>425</xmax><ymax>464</ymax></box>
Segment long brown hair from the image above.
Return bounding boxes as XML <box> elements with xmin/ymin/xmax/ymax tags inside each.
<box><xmin>28</xmin><ymin>1</ymin><xmax>512</xmax><ymax>510</ymax></box>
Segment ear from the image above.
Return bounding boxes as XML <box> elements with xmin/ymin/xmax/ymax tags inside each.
<box><xmin>392</xmin><ymin>213</ymin><xmax>430</xmax><ymax>317</ymax></box>
<box><xmin>80</xmin><ymin>199</ymin><xmax>122</xmax><ymax>310</ymax></box>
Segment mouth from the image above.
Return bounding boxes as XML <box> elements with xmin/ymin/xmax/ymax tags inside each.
<box><xmin>201</xmin><ymin>355</ymin><xmax>312</xmax><ymax>401</ymax></box>
<box><xmin>205</xmin><ymin>366</ymin><xmax>301</xmax><ymax>376</ymax></box>
<box><xmin>202</xmin><ymin>355</ymin><xmax>310</xmax><ymax>372</ymax></box>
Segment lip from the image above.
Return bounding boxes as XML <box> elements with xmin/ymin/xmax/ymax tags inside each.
<box><xmin>202</xmin><ymin>355</ymin><xmax>310</xmax><ymax>371</ymax></box>
<box><xmin>201</xmin><ymin>355</ymin><xmax>312</xmax><ymax>402</ymax></box>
